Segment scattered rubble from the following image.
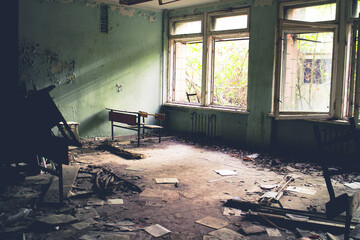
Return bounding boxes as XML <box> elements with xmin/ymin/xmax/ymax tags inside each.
<box><xmin>0</xmin><ymin>137</ymin><xmax>358</xmax><ymax>240</ymax></box>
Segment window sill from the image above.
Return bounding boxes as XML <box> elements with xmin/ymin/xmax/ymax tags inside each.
<box><xmin>163</xmin><ymin>102</ymin><xmax>250</xmax><ymax>114</ymax></box>
<box><xmin>268</xmin><ymin>113</ymin><xmax>350</xmax><ymax>125</ymax></box>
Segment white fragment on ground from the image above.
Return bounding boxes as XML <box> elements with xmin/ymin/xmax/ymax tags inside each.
<box><xmin>344</xmin><ymin>182</ymin><xmax>360</xmax><ymax>190</ymax></box>
<box><xmin>214</xmin><ymin>170</ymin><xmax>238</xmax><ymax>176</ymax></box>
<box><xmin>144</xmin><ymin>224</ymin><xmax>171</xmax><ymax>237</ymax></box>
<box><xmin>107</xmin><ymin>199</ymin><xmax>124</xmax><ymax>205</ymax></box>
<box><xmin>154</xmin><ymin>178</ymin><xmax>179</xmax><ymax>184</ymax></box>
<box><xmin>286</xmin><ymin>186</ymin><xmax>316</xmax><ymax>195</ymax></box>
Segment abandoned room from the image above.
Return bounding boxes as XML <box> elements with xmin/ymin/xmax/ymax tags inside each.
<box><xmin>2</xmin><ymin>0</ymin><xmax>360</xmax><ymax>239</ymax></box>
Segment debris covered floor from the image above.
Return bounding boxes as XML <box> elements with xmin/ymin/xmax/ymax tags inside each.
<box><xmin>1</xmin><ymin>138</ymin><xmax>360</xmax><ymax>239</ymax></box>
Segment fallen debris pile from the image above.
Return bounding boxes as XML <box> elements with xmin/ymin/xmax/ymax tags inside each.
<box><xmin>224</xmin><ymin>198</ymin><xmax>358</xmax><ymax>233</ymax></box>
<box><xmin>94</xmin><ymin>168</ymin><xmax>142</xmax><ymax>197</ymax></box>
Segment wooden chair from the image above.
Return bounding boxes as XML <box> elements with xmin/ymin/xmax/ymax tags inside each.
<box><xmin>313</xmin><ymin>118</ymin><xmax>360</xmax><ymax>239</ymax></box>
<box><xmin>142</xmin><ymin>112</ymin><xmax>165</xmax><ymax>143</ymax></box>
<box><xmin>186</xmin><ymin>92</ymin><xmax>200</xmax><ymax>103</ymax></box>
<box><xmin>107</xmin><ymin>108</ymin><xmax>142</xmax><ymax>147</ymax></box>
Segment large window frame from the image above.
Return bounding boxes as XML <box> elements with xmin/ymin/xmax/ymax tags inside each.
<box><xmin>167</xmin><ymin>8</ymin><xmax>250</xmax><ymax>111</ymax></box>
<box><xmin>274</xmin><ymin>0</ymin><xmax>360</xmax><ymax>125</ymax></box>
<box><xmin>274</xmin><ymin>0</ymin><xmax>341</xmax><ymax>119</ymax></box>
<box><xmin>347</xmin><ymin>1</ymin><xmax>360</xmax><ymax>126</ymax></box>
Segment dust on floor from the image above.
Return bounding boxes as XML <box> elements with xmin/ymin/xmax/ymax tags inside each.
<box><xmin>0</xmin><ymin>137</ymin><xmax>359</xmax><ymax>240</ymax></box>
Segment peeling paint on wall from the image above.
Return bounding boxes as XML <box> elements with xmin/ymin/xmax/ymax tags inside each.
<box><xmin>19</xmin><ymin>40</ymin><xmax>76</xmax><ymax>88</ymax></box>
<box><xmin>254</xmin><ymin>0</ymin><xmax>273</xmax><ymax>7</ymax></box>
<box><xmin>38</xmin><ymin>0</ymin><xmax>157</xmax><ymax>22</ymax></box>
<box><xmin>110</xmin><ymin>5</ymin><xmax>136</xmax><ymax>17</ymax></box>
<box><xmin>148</xmin><ymin>14</ymin><xmax>157</xmax><ymax>23</ymax></box>
<box><xmin>39</xmin><ymin>0</ymin><xmax>74</xmax><ymax>4</ymax></box>
<box><xmin>85</xmin><ymin>2</ymin><xmax>98</xmax><ymax>8</ymax></box>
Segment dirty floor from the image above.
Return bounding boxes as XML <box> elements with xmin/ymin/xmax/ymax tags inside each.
<box><xmin>0</xmin><ymin>137</ymin><xmax>359</xmax><ymax>239</ymax></box>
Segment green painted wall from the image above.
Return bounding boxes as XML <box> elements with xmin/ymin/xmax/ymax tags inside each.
<box><xmin>163</xmin><ymin>0</ymin><xmax>276</xmax><ymax>150</ymax></box>
<box><xmin>246</xmin><ymin>1</ymin><xmax>276</xmax><ymax>150</ymax></box>
<box><xmin>19</xmin><ymin>0</ymin><xmax>163</xmax><ymax>139</ymax></box>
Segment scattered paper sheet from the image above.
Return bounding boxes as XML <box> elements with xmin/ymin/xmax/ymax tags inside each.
<box><xmin>37</xmin><ymin>214</ymin><xmax>77</xmax><ymax>226</ymax></box>
<box><xmin>208</xmin><ymin>227</ymin><xmax>245</xmax><ymax>239</ymax></box>
<box><xmin>247</xmin><ymin>153</ymin><xmax>259</xmax><ymax>159</ymax></box>
<box><xmin>344</xmin><ymin>182</ymin><xmax>360</xmax><ymax>190</ymax></box>
<box><xmin>80</xmin><ymin>231</ymin><xmax>133</xmax><ymax>240</ymax></box>
<box><xmin>195</xmin><ymin>216</ymin><xmax>228</xmax><ymax>229</ymax></box>
<box><xmin>154</xmin><ymin>178</ymin><xmax>179</xmax><ymax>184</ymax></box>
<box><xmin>71</xmin><ymin>219</ymin><xmax>96</xmax><ymax>230</ymax></box>
<box><xmin>266</xmin><ymin>228</ymin><xmax>282</xmax><ymax>237</ymax></box>
<box><xmin>239</xmin><ymin>222</ymin><xmax>266</xmax><ymax>235</ymax></box>
<box><xmin>144</xmin><ymin>224</ymin><xmax>171</xmax><ymax>237</ymax></box>
<box><xmin>286</xmin><ymin>186</ymin><xmax>316</xmax><ymax>195</ymax></box>
<box><xmin>125</xmin><ymin>166</ymin><xmax>146</xmax><ymax>172</ymax></box>
<box><xmin>107</xmin><ymin>199</ymin><xmax>124</xmax><ymax>205</ymax></box>
<box><xmin>214</xmin><ymin>170</ymin><xmax>238</xmax><ymax>176</ymax></box>
<box><xmin>223</xmin><ymin>207</ymin><xmax>242</xmax><ymax>216</ymax></box>
<box><xmin>87</xmin><ymin>199</ymin><xmax>104</xmax><ymax>206</ymax></box>
<box><xmin>260</xmin><ymin>191</ymin><xmax>277</xmax><ymax>199</ymax></box>
<box><xmin>260</xmin><ymin>184</ymin><xmax>278</xmax><ymax>190</ymax></box>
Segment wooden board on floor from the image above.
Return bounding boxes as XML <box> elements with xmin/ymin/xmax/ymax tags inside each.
<box><xmin>42</xmin><ymin>165</ymin><xmax>80</xmax><ymax>204</ymax></box>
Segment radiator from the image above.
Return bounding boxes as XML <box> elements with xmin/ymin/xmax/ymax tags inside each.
<box><xmin>190</xmin><ymin>112</ymin><xmax>217</xmax><ymax>138</ymax></box>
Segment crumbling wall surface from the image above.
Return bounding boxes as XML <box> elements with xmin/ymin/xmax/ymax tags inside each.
<box><xmin>19</xmin><ymin>0</ymin><xmax>162</xmax><ymax>138</ymax></box>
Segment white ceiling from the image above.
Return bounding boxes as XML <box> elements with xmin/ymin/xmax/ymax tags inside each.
<box><xmin>98</xmin><ymin>0</ymin><xmax>223</xmax><ymax>11</ymax></box>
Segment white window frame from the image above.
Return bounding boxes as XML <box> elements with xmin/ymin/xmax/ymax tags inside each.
<box><xmin>348</xmin><ymin>17</ymin><xmax>360</xmax><ymax>126</ymax></box>
<box><xmin>167</xmin><ymin>15</ymin><xmax>203</xmax><ymax>104</ymax></box>
<box><xmin>167</xmin><ymin>8</ymin><xmax>250</xmax><ymax>111</ymax></box>
<box><xmin>274</xmin><ymin>0</ymin><xmax>342</xmax><ymax>120</ymax></box>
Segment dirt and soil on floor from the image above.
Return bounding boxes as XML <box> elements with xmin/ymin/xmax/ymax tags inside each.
<box><xmin>0</xmin><ymin>136</ymin><xmax>359</xmax><ymax>240</ymax></box>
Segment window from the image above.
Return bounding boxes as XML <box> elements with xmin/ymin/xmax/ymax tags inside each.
<box><xmin>279</xmin><ymin>31</ymin><xmax>334</xmax><ymax>112</ymax></box>
<box><xmin>168</xmin><ymin>10</ymin><xmax>250</xmax><ymax>110</ymax></box>
<box><xmin>274</xmin><ymin>1</ymin><xmax>360</xmax><ymax>120</ymax></box>
<box><xmin>170</xmin><ymin>39</ymin><xmax>203</xmax><ymax>103</ymax></box>
<box><xmin>275</xmin><ymin>0</ymin><xmax>360</xmax><ymax>123</ymax></box>
<box><xmin>171</xmin><ymin>19</ymin><xmax>202</xmax><ymax>35</ymax></box>
<box><xmin>348</xmin><ymin>2</ymin><xmax>360</xmax><ymax>125</ymax></box>
<box><xmin>213</xmin><ymin>37</ymin><xmax>249</xmax><ymax>108</ymax></box>
<box><xmin>284</xmin><ymin>2</ymin><xmax>336</xmax><ymax>22</ymax></box>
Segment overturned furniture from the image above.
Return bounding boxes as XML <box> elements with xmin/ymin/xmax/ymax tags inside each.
<box><xmin>7</xmin><ymin>85</ymin><xmax>82</xmax><ymax>204</ymax></box>
<box><xmin>313</xmin><ymin>118</ymin><xmax>360</xmax><ymax>240</ymax></box>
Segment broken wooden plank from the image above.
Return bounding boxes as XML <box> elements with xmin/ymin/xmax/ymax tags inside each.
<box><xmin>96</xmin><ymin>142</ymin><xmax>145</xmax><ymax>159</ymax></box>
<box><xmin>195</xmin><ymin>216</ymin><xmax>228</xmax><ymax>229</ymax></box>
<box><xmin>42</xmin><ymin>165</ymin><xmax>80</xmax><ymax>204</ymax></box>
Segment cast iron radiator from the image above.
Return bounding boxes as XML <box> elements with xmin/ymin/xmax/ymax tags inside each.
<box><xmin>190</xmin><ymin>112</ymin><xmax>217</xmax><ymax>138</ymax></box>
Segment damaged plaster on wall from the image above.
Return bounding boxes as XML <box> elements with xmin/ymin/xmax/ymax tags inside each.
<box><xmin>254</xmin><ymin>0</ymin><xmax>273</xmax><ymax>7</ymax></box>
<box><xmin>39</xmin><ymin>0</ymin><xmax>157</xmax><ymax>22</ymax></box>
<box><xmin>19</xmin><ymin>40</ymin><xmax>77</xmax><ymax>89</ymax></box>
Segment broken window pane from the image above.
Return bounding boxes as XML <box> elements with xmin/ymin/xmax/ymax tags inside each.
<box><xmin>285</xmin><ymin>3</ymin><xmax>336</xmax><ymax>22</ymax></box>
<box><xmin>171</xmin><ymin>41</ymin><xmax>202</xmax><ymax>103</ymax></box>
<box><xmin>353</xmin><ymin>0</ymin><xmax>360</xmax><ymax>18</ymax></box>
<box><xmin>213</xmin><ymin>38</ymin><xmax>249</xmax><ymax>109</ymax></box>
<box><xmin>211</xmin><ymin>14</ymin><xmax>248</xmax><ymax>31</ymax></box>
<box><xmin>280</xmin><ymin>32</ymin><xmax>333</xmax><ymax>112</ymax></box>
<box><xmin>172</xmin><ymin>20</ymin><xmax>201</xmax><ymax>35</ymax></box>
